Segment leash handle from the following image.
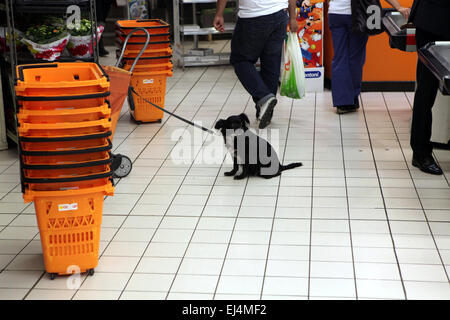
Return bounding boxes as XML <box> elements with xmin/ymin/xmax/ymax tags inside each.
<box><xmin>130</xmin><ymin>87</ymin><xmax>216</xmax><ymax>135</ymax></box>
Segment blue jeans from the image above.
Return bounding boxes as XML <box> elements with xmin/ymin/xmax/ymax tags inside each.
<box><xmin>328</xmin><ymin>13</ymin><xmax>368</xmax><ymax>107</ymax></box>
<box><xmin>230</xmin><ymin>9</ymin><xmax>289</xmax><ymax>103</ymax></box>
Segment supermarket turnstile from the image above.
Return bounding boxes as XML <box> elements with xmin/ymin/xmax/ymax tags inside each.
<box><xmin>419</xmin><ymin>42</ymin><xmax>450</xmax><ymax>149</ymax></box>
<box><xmin>382</xmin><ymin>11</ymin><xmax>416</xmax><ymax>52</ymax></box>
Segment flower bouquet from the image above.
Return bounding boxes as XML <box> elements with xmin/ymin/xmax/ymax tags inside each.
<box><xmin>0</xmin><ymin>27</ymin><xmax>24</xmax><ymax>54</ymax></box>
<box><xmin>22</xmin><ymin>24</ymin><xmax>70</xmax><ymax>61</ymax></box>
<box><xmin>67</xmin><ymin>19</ymin><xmax>104</xmax><ymax>58</ymax></box>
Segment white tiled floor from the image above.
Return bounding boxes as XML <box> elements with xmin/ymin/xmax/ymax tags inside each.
<box><xmin>0</xmin><ymin>58</ymin><xmax>449</xmax><ymax>300</ymax></box>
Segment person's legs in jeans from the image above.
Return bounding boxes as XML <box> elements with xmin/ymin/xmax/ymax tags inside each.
<box><xmin>348</xmin><ymin>30</ymin><xmax>368</xmax><ymax>105</ymax></box>
<box><xmin>230</xmin><ymin>17</ymin><xmax>272</xmax><ymax>104</ymax></box>
<box><xmin>328</xmin><ymin>14</ymin><xmax>354</xmax><ymax>107</ymax></box>
<box><xmin>259</xmin><ymin>11</ymin><xmax>289</xmax><ymax>97</ymax></box>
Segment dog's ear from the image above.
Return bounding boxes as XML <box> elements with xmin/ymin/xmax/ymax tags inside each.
<box><xmin>239</xmin><ymin>113</ymin><xmax>250</xmax><ymax>126</ymax></box>
<box><xmin>215</xmin><ymin>119</ymin><xmax>225</xmax><ymax>130</ymax></box>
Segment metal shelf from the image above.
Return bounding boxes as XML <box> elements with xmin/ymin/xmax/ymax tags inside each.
<box><xmin>0</xmin><ymin>0</ymin><xmax>99</xmax><ymax>146</ymax></box>
<box><xmin>173</xmin><ymin>0</ymin><xmax>238</xmax><ymax>68</ymax></box>
<box><xmin>181</xmin><ymin>24</ymin><xmax>235</xmax><ymax>35</ymax></box>
<box><xmin>182</xmin><ymin>0</ymin><xmax>219</xmax><ymax>3</ymax></box>
<box><xmin>182</xmin><ymin>0</ymin><xmax>237</xmax><ymax>3</ymax></box>
<box><xmin>182</xmin><ymin>52</ymin><xmax>231</xmax><ymax>66</ymax></box>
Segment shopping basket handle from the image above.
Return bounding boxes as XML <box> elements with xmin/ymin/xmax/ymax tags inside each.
<box><xmin>17</xmin><ymin>64</ymin><xmax>58</xmax><ymax>82</ymax></box>
<box><xmin>115</xmin><ymin>27</ymin><xmax>151</xmax><ymax>73</ymax></box>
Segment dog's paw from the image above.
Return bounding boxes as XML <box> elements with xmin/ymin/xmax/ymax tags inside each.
<box><xmin>234</xmin><ymin>175</ymin><xmax>247</xmax><ymax>180</ymax></box>
<box><xmin>224</xmin><ymin>171</ymin><xmax>236</xmax><ymax>176</ymax></box>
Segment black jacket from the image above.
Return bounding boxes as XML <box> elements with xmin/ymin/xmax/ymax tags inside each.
<box><xmin>409</xmin><ymin>0</ymin><xmax>450</xmax><ymax>37</ymax></box>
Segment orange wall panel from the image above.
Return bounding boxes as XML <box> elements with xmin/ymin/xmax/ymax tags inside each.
<box><xmin>324</xmin><ymin>0</ymin><xmax>417</xmax><ymax>83</ymax></box>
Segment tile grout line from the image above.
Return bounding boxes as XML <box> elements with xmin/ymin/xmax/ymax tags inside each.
<box><xmin>1</xmin><ymin>202</ymin><xmax>38</xmax><ymax>272</ymax></box>
<box><xmin>381</xmin><ymin>92</ymin><xmax>450</xmax><ymax>283</ymax></box>
<box><xmin>359</xmin><ymin>92</ymin><xmax>408</xmax><ymax>299</ymax></box>
<box><xmin>71</xmin><ymin>67</ymin><xmax>212</xmax><ymax>299</ymax></box>
<box><xmin>210</xmin><ymin>98</ymin><xmax>259</xmax><ymax>300</ymax></box>
<box><xmin>110</xmin><ymin>68</ymin><xmax>235</xmax><ymax>299</ymax></box>
<box><xmin>163</xmin><ymin>74</ymin><xmax>243</xmax><ymax>299</ymax></box>
<box><xmin>338</xmin><ymin>103</ymin><xmax>359</xmax><ymax>299</ymax></box>
<box><xmin>115</xmin><ymin>68</ymin><xmax>231</xmax><ymax>300</ymax></box>
<box><xmin>306</xmin><ymin>93</ymin><xmax>318</xmax><ymax>299</ymax></box>
<box><xmin>0</xmin><ymin>201</ymin><xmax>43</xmax><ymax>299</ymax></box>
<box><xmin>0</xmin><ymin>156</ymin><xmax>22</xmax><ymax>202</ymax></box>
<box><xmin>111</xmin><ymin>67</ymin><xmax>187</xmax><ymax>153</ymax></box>
<box><xmin>259</xmin><ymin>96</ymin><xmax>295</xmax><ymax>299</ymax></box>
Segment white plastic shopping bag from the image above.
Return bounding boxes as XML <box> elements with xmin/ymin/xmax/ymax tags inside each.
<box><xmin>281</xmin><ymin>32</ymin><xmax>306</xmax><ymax>99</ymax></box>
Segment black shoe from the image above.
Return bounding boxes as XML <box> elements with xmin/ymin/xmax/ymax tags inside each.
<box><xmin>98</xmin><ymin>38</ymin><xmax>109</xmax><ymax>57</ymax></box>
<box><xmin>412</xmin><ymin>154</ymin><xmax>443</xmax><ymax>175</ymax></box>
<box><xmin>354</xmin><ymin>96</ymin><xmax>360</xmax><ymax>108</ymax></box>
<box><xmin>259</xmin><ymin>97</ymin><xmax>277</xmax><ymax>129</ymax></box>
<box><xmin>336</xmin><ymin>104</ymin><xmax>359</xmax><ymax>114</ymax></box>
<box><xmin>99</xmin><ymin>47</ymin><xmax>109</xmax><ymax>57</ymax></box>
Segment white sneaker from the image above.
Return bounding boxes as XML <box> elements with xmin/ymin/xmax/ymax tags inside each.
<box><xmin>258</xmin><ymin>96</ymin><xmax>277</xmax><ymax>129</ymax></box>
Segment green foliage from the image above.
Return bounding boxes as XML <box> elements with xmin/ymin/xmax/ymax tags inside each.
<box><xmin>68</xmin><ymin>19</ymin><xmax>93</xmax><ymax>37</ymax></box>
<box><xmin>25</xmin><ymin>24</ymin><xmax>67</xmax><ymax>44</ymax></box>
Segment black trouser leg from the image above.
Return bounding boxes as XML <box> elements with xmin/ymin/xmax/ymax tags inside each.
<box><xmin>410</xmin><ymin>28</ymin><xmax>442</xmax><ymax>156</ymax></box>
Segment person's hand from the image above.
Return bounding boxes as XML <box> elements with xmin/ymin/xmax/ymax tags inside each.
<box><xmin>289</xmin><ymin>18</ymin><xmax>299</xmax><ymax>33</ymax></box>
<box><xmin>214</xmin><ymin>15</ymin><xmax>225</xmax><ymax>32</ymax></box>
<box><xmin>302</xmin><ymin>0</ymin><xmax>311</xmax><ymax>7</ymax></box>
<box><xmin>398</xmin><ymin>7</ymin><xmax>411</xmax><ymax>20</ymax></box>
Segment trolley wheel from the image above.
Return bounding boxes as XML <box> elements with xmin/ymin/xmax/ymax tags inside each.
<box><xmin>50</xmin><ymin>273</ymin><xmax>57</xmax><ymax>280</ymax></box>
<box><xmin>88</xmin><ymin>269</ymin><xmax>95</xmax><ymax>276</ymax></box>
<box><xmin>113</xmin><ymin>155</ymin><xmax>133</xmax><ymax>178</ymax></box>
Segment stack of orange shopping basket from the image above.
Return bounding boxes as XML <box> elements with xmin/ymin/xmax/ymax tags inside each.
<box><xmin>115</xmin><ymin>19</ymin><xmax>173</xmax><ymax>123</ymax></box>
<box><xmin>15</xmin><ymin>62</ymin><xmax>115</xmax><ymax>279</ymax></box>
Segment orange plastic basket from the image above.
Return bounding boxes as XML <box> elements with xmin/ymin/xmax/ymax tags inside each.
<box><xmin>26</xmin><ymin>177</ymin><xmax>112</xmax><ymax>193</ymax></box>
<box><xmin>25</xmin><ymin>182</ymin><xmax>114</xmax><ymax>275</ymax></box>
<box><xmin>120</xmin><ymin>47</ymin><xmax>172</xmax><ymax>58</ymax></box>
<box><xmin>17</xmin><ymin>103</ymin><xmax>111</xmax><ymax>124</ymax></box>
<box><xmin>122</xmin><ymin>55</ymin><xmax>172</xmax><ymax>68</ymax></box>
<box><xmin>116</xmin><ymin>39</ymin><xmax>171</xmax><ymax>50</ymax></box>
<box><xmin>15</xmin><ymin>63</ymin><xmax>109</xmax><ymax>97</ymax></box>
<box><xmin>115</xmin><ymin>30</ymin><xmax>170</xmax><ymax>43</ymax></box>
<box><xmin>22</xmin><ymin>151</ymin><xmax>111</xmax><ymax>167</ymax></box>
<box><xmin>123</xmin><ymin>62</ymin><xmax>173</xmax><ymax>73</ymax></box>
<box><xmin>21</xmin><ymin>137</ymin><xmax>111</xmax><ymax>153</ymax></box>
<box><xmin>23</xmin><ymin>164</ymin><xmax>111</xmax><ymax>180</ymax></box>
<box><xmin>128</xmin><ymin>70</ymin><xmax>172</xmax><ymax>123</ymax></box>
<box><xmin>18</xmin><ymin>119</ymin><xmax>112</xmax><ymax>138</ymax></box>
<box><xmin>115</xmin><ymin>19</ymin><xmax>170</xmax><ymax>35</ymax></box>
<box><xmin>18</xmin><ymin>93</ymin><xmax>110</xmax><ymax>110</ymax></box>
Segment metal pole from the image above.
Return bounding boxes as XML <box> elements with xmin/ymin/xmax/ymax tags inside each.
<box><xmin>192</xmin><ymin>3</ymin><xmax>198</xmax><ymax>49</ymax></box>
<box><xmin>92</xmin><ymin>0</ymin><xmax>99</xmax><ymax>63</ymax></box>
<box><xmin>0</xmin><ymin>64</ymin><xmax>8</xmax><ymax>150</ymax></box>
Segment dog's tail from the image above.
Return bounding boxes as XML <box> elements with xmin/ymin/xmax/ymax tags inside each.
<box><xmin>280</xmin><ymin>162</ymin><xmax>303</xmax><ymax>172</ymax></box>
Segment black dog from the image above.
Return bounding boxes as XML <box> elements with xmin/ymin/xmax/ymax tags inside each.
<box><xmin>215</xmin><ymin>113</ymin><xmax>302</xmax><ymax>179</ymax></box>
